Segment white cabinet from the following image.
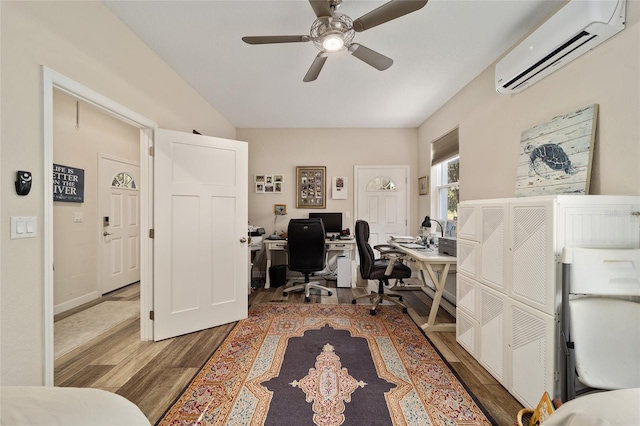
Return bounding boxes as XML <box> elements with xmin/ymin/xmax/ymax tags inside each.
<box><xmin>456</xmin><ymin>195</ymin><xmax>640</xmax><ymax>408</ymax></box>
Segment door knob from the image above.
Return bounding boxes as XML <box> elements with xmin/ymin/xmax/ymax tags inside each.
<box><xmin>240</xmin><ymin>237</ymin><xmax>247</xmax><ymax>243</ymax></box>
<box><xmin>103</xmin><ymin>231</ymin><xmax>113</xmax><ymax>236</ymax></box>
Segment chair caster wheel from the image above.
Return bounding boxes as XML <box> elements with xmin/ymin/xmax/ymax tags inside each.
<box><xmin>402</xmin><ymin>308</ymin><xmax>408</xmax><ymax>314</ymax></box>
<box><xmin>398</xmin><ymin>296</ymin><xmax>403</xmax><ymax>302</ymax></box>
<box><xmin>370</xmin><ymin>309</ymin><xmax>377</xmax><ymax>315</ymax></box>
<box><xmin>328</xmin><ymin>291</ymin><xmax>333</xmax><ymax>296</ymax></box>
<box><xmin>305</xmin><ymin>296</ymin><xmax>310</xmax><ymax>303</ymax></box>
<box><xmin>351</xmin><ymin>299</ymin><xmax>356</xmax><ymax>304</ymax></box>
<box><xmin>282</xmin><ymin>292</ymin><xmax>288</xmax><ymax>296</ymax></box>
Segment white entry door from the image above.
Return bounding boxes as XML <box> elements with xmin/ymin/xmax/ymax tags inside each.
<box><xmin>99</xmin><ymin>156</ymin><xmax>140</xmax><ymax>294</ymax></box>
<box><xmin>153</xmin><ymin>129</ymin><xmax>248</xmax><ymax>341</ymax></box>
<box><xmin>355</xmin><ymin>166</ymin><xmax>409</xmax><ymax>251</ymax></box>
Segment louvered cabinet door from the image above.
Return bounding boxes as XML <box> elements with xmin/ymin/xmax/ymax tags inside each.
<box><xmin>457</xmin><ymin>202</ymin><xmax>481</xmax><ymax>242</ymax></box>
<box><xmin>509</xmin><ymin>299</ymin><xmax>555</xmax><ymax>409</ymax></box>
<box><xmin>456</xmin><ymin>274</ymin><xmax>479</xmax><ymax>356</ymax></box>
<box><xmin>457</xmin><ymin>239</ymin><xmax>479</xmax><ymax>279</ymax></box>
<box><xmin>479</xmin><ymin>203</ymin><xmax>508</xmax><ymax>293</ymax></box>
<box><xmin>479</xmin><ymin>284</ymin><xmax>508</xmax><ymax>386</ymax></box>
<box><xmin>508</xmin><ymin>200</ymin><xmax>555</xmax><ymax>315</ymax></box>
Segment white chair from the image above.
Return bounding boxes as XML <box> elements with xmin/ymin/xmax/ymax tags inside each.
<box><xmin>561</xmin><ymin>248</ymin><xmax>640</xmax><ymax>401</ymax></box>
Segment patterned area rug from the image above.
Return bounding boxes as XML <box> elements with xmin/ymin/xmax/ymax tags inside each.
<box><xmin>158</xmin><ymin>304</ymin><xmax>495</xmax><ymax>426</ymax></box>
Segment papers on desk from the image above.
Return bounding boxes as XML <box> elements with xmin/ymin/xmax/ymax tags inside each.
<box><xmin>389</xmin><ymin>236</ymin><xmax>420</xmax><ymax>243</ymax></box>
<box><xmin>389</xmin><ymin>236</ymin><xmax>428</xmax><ymax>250</ymax></box>
<box><xmin>400</xmin><ymin>243</ymin><xmax>428</xmax><ymax>250</ymax></box>
<box><xmin>388</xmin><ymin>236</ymin><xmax>427</xmax><ymax>250</ymax></box>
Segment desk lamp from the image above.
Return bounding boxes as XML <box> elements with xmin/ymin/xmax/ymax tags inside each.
<box><xmin>272</xmin><ymin>211</ymin><xmax>287</xmax><ymax>238</ymax></box>
<box><xmin>421</xmin><ymin>216</ymin><xmax>444</xmax><ymax>238</ymax></box>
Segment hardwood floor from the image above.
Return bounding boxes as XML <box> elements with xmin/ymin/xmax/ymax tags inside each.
<box><xmin>55</xmin><ymin>277</ymin><xmax>523</xmax><ymax>425</ymax></box>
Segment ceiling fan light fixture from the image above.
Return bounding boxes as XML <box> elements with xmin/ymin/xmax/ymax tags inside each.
<box><xmin>310</xmin><ymin>13</ymin><xmax>354</xmax><ymax>52</ymax></box>
<box><xmin>322</xmin><ymin>34</ymin><xmax>344</xmax><ymax>51</ymax></box>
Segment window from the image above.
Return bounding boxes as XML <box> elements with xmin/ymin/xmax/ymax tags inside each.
<box><xmin>366</xmin><ymin>176</ymin><xmax>397</xmax><ymax>191</ymax></box>
<box><xmin>435</xmin><ymin>156</ymin><xmax>459</xmax><ymax>220</ymax></box>
<box><xmin>431</xmin><ymin>127</ymin><xmax>459</xmax><ymax>221</ymax></box>
<box><xmin>111</xmin><ymin>172</ymin><xmax>137</xmax><ymax>189</ymax></box>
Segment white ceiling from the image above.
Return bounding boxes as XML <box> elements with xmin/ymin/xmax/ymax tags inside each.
<box><xmin>104</xmin><ymin>0</ymin><xmax>562</xmax><ymax>129</ymax></box>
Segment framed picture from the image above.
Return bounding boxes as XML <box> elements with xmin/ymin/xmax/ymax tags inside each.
<box><xmin>296</xmin><ymin>166</ymin><xmax>326</xmax><ymax>209</ymax></box>
<box><xmin>332</xmin><ymin>176</ymin><xmax>347</xmax><ymax>199</ymax></box>
<box><xmin>419</xmin><ymin>176</ymin><xmax>429</xmax><ymax>195</ymax></box>
<box><xmin>515</xmin><ymin>104</ymin><xmax>598</xmax><ymax>197</ymax></box>
<box><xmin>255</xmin><ymin>173</ymin><xmax>283</xmax><ymax>193</ymax></box>
<box><xmin>274</xmin><ymin>204</ymin><xmax>286</xmax><ymax>215</ymax></box>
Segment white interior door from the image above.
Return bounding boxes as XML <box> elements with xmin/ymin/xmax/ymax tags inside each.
<box><xmin>355</xmin><ymin>166</ymin><xmax>409</xmax><ymax>251</ymax></box>
<box><xmin>153</xmin><ymin>129</ymin><xmax>248</xmax><ymax>341</ymax></box>
<box><xmin>99</xmin><ymin>156</ymin><xmax>140</xmax><ymax>294</ymax></box>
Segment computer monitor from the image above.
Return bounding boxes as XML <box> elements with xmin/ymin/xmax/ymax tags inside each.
<box><xmin>309</xmin><ymin>212</ymin><xmax>343</xmax><ymax>236</ymax></box>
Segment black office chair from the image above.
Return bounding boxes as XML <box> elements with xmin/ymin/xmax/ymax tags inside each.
<box><xmin>352</xmin><ymin>220</ymin><xmax>410</xmax><ymax>315</ymax></box>
<box><xmin>282</xmin><ymin>218</ymin><xmax>333</xmax><ymax>302</ymax></box>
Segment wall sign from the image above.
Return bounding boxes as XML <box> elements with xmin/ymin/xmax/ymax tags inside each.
<box><xmin>53</xmin><ymin>163</ymin><xmax>85</xmax><ymax>203</ymax></box>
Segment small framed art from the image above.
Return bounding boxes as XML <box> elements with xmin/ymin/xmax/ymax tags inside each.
<box><xmin>296</xmin><ymin>166</ymin><xmax>326</xmax><ymax>209</ymax></box>
<box><xmin>419</xmin><ymin>176</ymin><xmax>429</xmax><ymax>195</ymax></box>
<box><xmin>274</xmin><ymin>204</ymin><xmax>287</xmax><ymax>215</ymax></box>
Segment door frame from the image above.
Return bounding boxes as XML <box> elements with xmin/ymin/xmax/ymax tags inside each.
<box><xmin>43</xmin><ymin>66</ymin><xmax>156</xmax><ymax>385</ymax></box>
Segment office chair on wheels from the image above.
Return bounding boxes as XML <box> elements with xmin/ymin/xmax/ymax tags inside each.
<box><xmin>351</xmin><ymin>220</ymin><xmax>410</xmax><ymax>315</ymax></box>
<box><xmin>282</xmin><ymin>218</ymin><xmax>333</xmax><ymax>302</ymax></box>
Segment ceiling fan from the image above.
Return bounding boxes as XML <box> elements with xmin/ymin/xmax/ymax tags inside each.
<box><xmin>242</xmin><ymin>0</ymin><xmax>428</xmax><ymax>82</ymax></box>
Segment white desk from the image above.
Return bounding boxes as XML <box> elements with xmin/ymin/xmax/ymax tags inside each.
<box><xmin>389</xmin><ymin>242</ymin><xmax>457</xmax><ymax>332</ymax></box>
<box><xmin>263</xmin><ymin>238</ymin><xmax>357</xmax><ymax>289</ymax></box>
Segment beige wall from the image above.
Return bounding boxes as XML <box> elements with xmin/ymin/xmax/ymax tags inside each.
<box><xmin>1</xmin><ymin>1</ymin><xmax>235</xmax><ymax>385</ymax></box>
<box><xmin>53</xmin><ymin>90</ymin><xmax>140</xmax><ymax>312</ymax></box>
<box><xmin>418</xmin><ymin>6</ymin><xmax>640</xmax><ymax>217</ymax></box>
<box><xmin>238</xmin><ymin>128</ymin><xmax>419</xmax><ymax>235</ymax></box>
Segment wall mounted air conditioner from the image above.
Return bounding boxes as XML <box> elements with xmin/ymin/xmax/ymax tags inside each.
<box><xmin>495</xmin><ymin>0</ymin><xmax>626</xmax><ymax>94</ymax></box>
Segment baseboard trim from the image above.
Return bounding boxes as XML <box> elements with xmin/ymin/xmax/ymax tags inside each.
<box><xmin>54</xmin><ymin>291</ymin><xmax>101</xmax><ymax>315</ymax></box>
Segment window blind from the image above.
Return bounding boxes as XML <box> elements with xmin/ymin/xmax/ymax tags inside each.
<box><xmin>431</xmin><ymin>127</ymin><xmax>459</xmax><ymax>166</ymax></box>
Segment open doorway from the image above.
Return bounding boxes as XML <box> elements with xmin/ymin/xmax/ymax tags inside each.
<box><xmin>52</xmin><ymin>90</ymin><xmax>142</xmax><ymax>365</ymax></box>
<box><xmin>43</xmin><ymin>67</ymin><xmax>249</xmax><ymax>385</ymax></box>
<box><xmin>43</xmin><ymin>67</ymin><xmax>156</xmax><ymax>385</ymax></box>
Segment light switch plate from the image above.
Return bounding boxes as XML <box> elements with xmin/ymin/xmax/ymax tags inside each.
<box><xmin>11</xmin><ymin>216</ymin><xmax>37</xmax><ymax>239</ymax></box>
<box><xmin>74</xmin><ymin>212</ymin><xmax>83</xmax><ymax>223</ymax></box>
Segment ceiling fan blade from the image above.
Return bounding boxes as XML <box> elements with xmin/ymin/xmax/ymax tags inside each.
<box><xmin>353</xmin><ymin>0</ymin><xmax>428</xmax><ymax>32</ymax></box>
<box><xmin>309</xmin><ymin>0</ymin><xmax>334</xmax><ymax>18</ymax></box>
<box><xmin>348</xmin><ymin>44</ymin><xmax>393</xmax><ymax>71</ymax></box>
<box><xmin>242</xmin><ymin>35</ymin><xmax>310</xmax><ymax>44</ymax></box>
<box><xmin>303</xmin><ymin>52</ymin><xmax>329</xmax><ymax>82</ymax></box>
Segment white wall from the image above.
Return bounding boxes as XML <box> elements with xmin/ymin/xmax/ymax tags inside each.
<box><xmin>53</xmin><ymin>90</ymin><xmax>140</xmax><ymax>312</ymax></box>
<box><xmin>1</xmin><ymin>1</ymin><xmax>236</xmax><ymax>385</ymax></box>
<box><xmin>418</xmin><ymin>6</ymin><xmax>640</xmax><ymax>216</ymax></box>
